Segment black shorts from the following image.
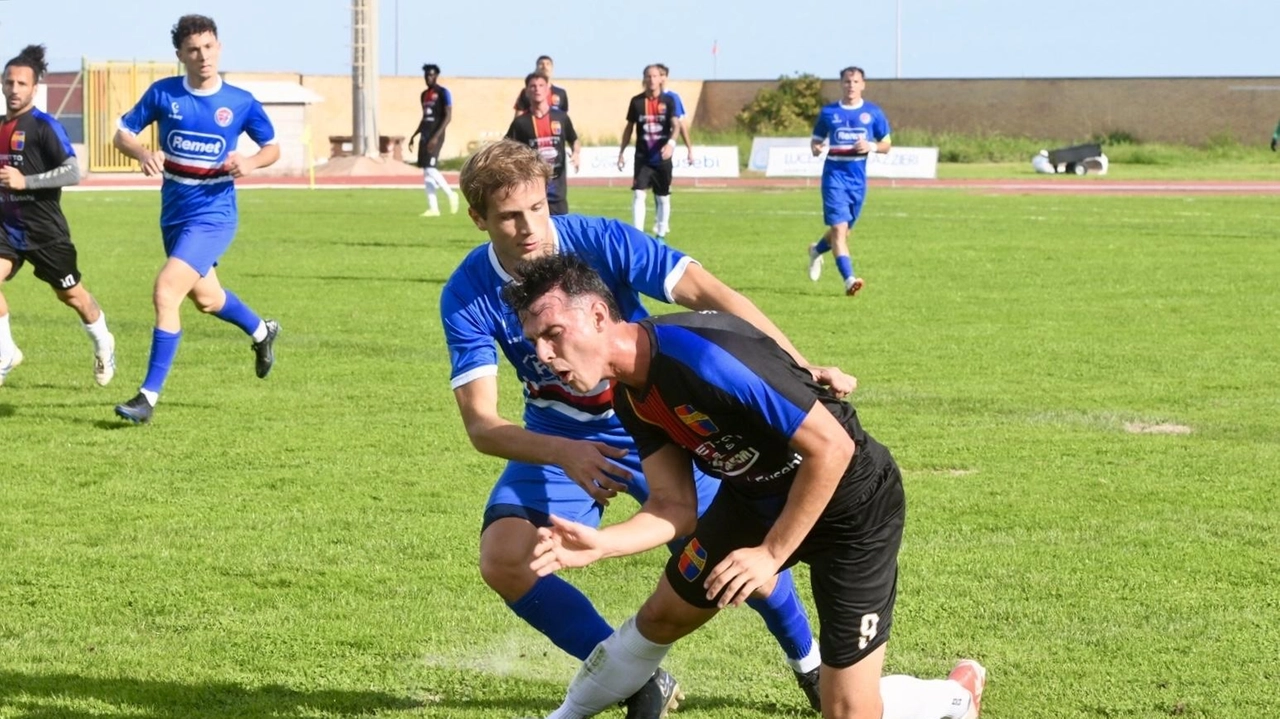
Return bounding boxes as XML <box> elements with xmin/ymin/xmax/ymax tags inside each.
<box><xmin>0</xmin><ymin>237</ymin><xmax>82</xmax><ymax>290</ymax></box>
<box><xmin>417</xmin><ymin>130</ymin><xmax>444</xmax><ymax>168</ymax></box>
<box><xmin>633</xmin><ymin>159</ymin><xmax>673</xmax><ymax>195</ymax></box>
<box><xmin>665</xmin><ymin>456</ymin><xmax>906</xmax><ymax>669</ymax></box>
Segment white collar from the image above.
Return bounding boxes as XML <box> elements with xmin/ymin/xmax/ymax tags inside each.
<box><xmin>840</xmin><ymin>99</ymin><xmax>865</xmax><ymax>110</ymax></box>
<box><xmin>183</xmin><ymin>75</ymin><xmax>223</xmax><ymax>97</ymax></box>
<box><xmin>488</xmin><ymin>218</ymin><xmax>561</xmax><ymax>283</ymax></box>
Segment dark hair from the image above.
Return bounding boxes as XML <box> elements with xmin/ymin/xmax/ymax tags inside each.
<box><xmin>524</xmin><ymin>71</ymin><xmax>550</xmax><ymax>87</ymax></box>
<box><xmin>172</xmin><ymin>15</ymin><xmax>218</xmax><ymax>49</ymax></box>
<box><xmin>422</xmin><ymin>63</ymin><xmax>440</xmax><ymax>75</ymax></box>
<box><xmin>656</xmin><ymin>63</ymin><xmax>670</xmax><ymax>76</ymax></box>
<box><xmin>4</xmin><ymin>44</ymin><xmax>48</xmax><ymax>82</ymax></box>
<box><xmin>840</xmin><ymin>66</ymin><xmax>865</xmax><ymax>81</ymax></box>
<box><xmin>502</xmin><ymin>253</ymin><xmax>622</xmax><ymax>322</ymax></box>
<box><xmin>536</xmin><ymin>55</ymin><xmax>553</xmax><ymax>64</ymax></box>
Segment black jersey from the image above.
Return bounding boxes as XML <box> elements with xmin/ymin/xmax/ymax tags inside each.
<box><xmin>614</xmin><ymin>311</ymin><xmax>891</xmax><ymax>514</ymax></box>
<box><xmin>505</xmin><ymin>109</ymin><xmax>578</xmax><ymax>202</ymax></box>
<box><xmin>514</xmin><ymin>84</ymin><xmax>569</xmax><ymax>114</ymax></box>
<box><xmin>625</xmin><ymin>92</ymin><xmax>678</xmax><ymax>167</ymax></box>
<box><xmin>418</xmin><ymin>85</ymin><xmax>452</xmax><ymax>131</ymax></box>
<box><xmin>0</xmin><ymin>108</ymin><xmax>75</xmax><ymax>249</ymax></box>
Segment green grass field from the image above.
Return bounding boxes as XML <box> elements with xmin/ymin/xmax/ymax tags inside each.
<box><xmin>2</xmin><ymin>185</ymin><xmax>1278</xmax><ymax>718</ymax></box>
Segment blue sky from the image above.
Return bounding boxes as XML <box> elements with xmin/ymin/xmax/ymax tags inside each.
<box><xmin>2</xmin><ymin>0</ymin><xmax>1278</xmax><ymax>80</ymax></box>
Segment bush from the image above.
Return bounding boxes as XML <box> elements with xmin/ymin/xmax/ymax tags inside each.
<box><xmin>736</xmin><ymin>73</ymin><xmax>826</xmax><ymax>136</ymax></box>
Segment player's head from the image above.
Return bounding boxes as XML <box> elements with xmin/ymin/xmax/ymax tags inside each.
<box><xmin>524</xmin><ymin>71</ymin><xmax>550</xmax><ymax>105</ymax></box>
<box><xmin>503</xmin><ymin>253</ymin><xmax>624</xmax><ymax>392</ymax></box>
<box><xmin>536</xmin><ymin>55</ymin><xmax>554</xmax><ymax>76</ymax></box>
<box><xmin>460</xmin><ymin>140</ymin><xmax>554</xmax><ymax>261</ymax></box>
<box><xmin>655</xmin><ymin>63</ymin><xmax>671</xmax><ymax>88</ymax></box>
<box><xmin>839</xmin><ymin>66</ymin><xmax>866</xmax><ymax>100</ymax></box>
<box><xmin>3</xmin><ymin>45</ymin><xmax>47</xmax><ymax>116</ymax></box>
<box><xmin>422</xmin><ymin>64</ymin><xmax>440</xmax><ymax>85</ymax></box>
<box><xmin>642</xmin><ymin>64</ymin><xmax>663</xmax><ymax>93</ymax></box>
<box><xmin>171</xmin><ymin>15</ymin><xmax>221</xmax><ymax>82</ymax></box>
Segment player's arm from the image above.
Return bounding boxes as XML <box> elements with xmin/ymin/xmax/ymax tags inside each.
<box><xmin>2</xmin><ymin>155</ymin><xmax>79</xmax><ymax>191</ymax></box>
<box><xmin>617</xmin><ymin>121</ymin><xmax>636</xmax><ymax>169</ymax></box>
<box><xmin>705</xmin><ymin>401</ymin><xmax>853</xmax><ymax>607</ymax></box>
<box><xmin>452</xmin><ymin>376</ymin><xmax>631</xmax><ymax>502</ymax></box>
<box><xmin>223</xmin><ymin>100</ymin><xmax>280</xmax><ymax>178</ymax></box>
<box><xmin>407</xmin><ymin>126</ymin><xmax>421</xmax><ymax>151</ymax></box>
<box><xmin>565</xmin><ymin>116</ymin><xmax>581</xmax><ymax>172</ymax></box>
<box><xmin>810</xmin><ymin>112</ymin><xmax>829</xmax><ymax>157</ymax></box>
<box><xmin>1272</xmin><ymin>119</ymin><xmax>1279</xmax><ymax>151</ymax></box>
<box><xmin>676</xmin><ymin>114</ymin><xmax>694</xmax><ymax>163</ymax></box>
<box><xmin>114</xmin><ymin>128</ymin><xmax>165</xmax><ymax>177</ymax></box>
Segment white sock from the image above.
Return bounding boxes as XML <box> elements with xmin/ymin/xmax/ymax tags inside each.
<box><xmin>632</xmin><ymin>190</ymin><xmax>647</xmax><ymax>230</ymax></box>
<box><xmin>250</xmin><ymin>320</ymin><xmax>268</xmax><ymax>343</ymax></box>
<box><xmin>139</xmin><ymin>389</ymin><xmax>159</xmax><ymax>406</ymax></box>
<box><xmin>424</xmin><ymin>173</ymin><xmax>439</xmax><ymax>211</ymax></box>
<box><xmin>83</xmin><ymin>312</ymin><xmax>113</xmax><ymax>352</ymax></box>
<box><xmin>0</xmin><ymin>313</ymin><xmax>16</xmax><ymax>357</ymax></box>
<box><xmin>654</xmin><ymin>194</ymin><xmax>671</xmax><ymax>235</ymax></box>
<box><xmin>881</xmin><ymin>675</ymin><xmax>973</xmax><ymax>719</ymax></box>
<box><xmin>786</xmin><ymin>641</ymin><xmax>822</xmax><ymax>674</ymax></box>
<box><xmin>548</xmin><ymin>616</ymin><xmax>671</xmax><ymax>719</ymax></box>
<box><xmin>426</xmin><ymin>167</ymin><xmax>454</xmax><ymax>196</ymax></box>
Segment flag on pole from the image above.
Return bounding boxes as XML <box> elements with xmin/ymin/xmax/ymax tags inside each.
<box><xmin>711</xmin><ymin>40</ymin><xmax>718</xmax><ymax>56</ymax></box>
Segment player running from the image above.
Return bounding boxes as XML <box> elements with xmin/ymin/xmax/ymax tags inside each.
<box><xmin>112</xmin><ymin>14</ymin><xmax>280</xmax><ymax>424</ymax></box>
<box><xmin>407</xmin><ymin>63</ymin><xmax>459</xmax><ymax>217</ymax></box>
<box><xmin>618</xmin><ymin>65</ymin><xmax>685</xmax><ymax>242</ymax></box>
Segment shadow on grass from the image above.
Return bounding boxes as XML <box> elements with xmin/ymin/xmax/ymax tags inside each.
<box><xmin>0</xmin><ymin>671</ymin><xmax>423</xmax><ymax>718</ymax></box>
<box><xmin>0</xmin><ymin>403</ymin><xmax>15</xmax><ymax>418</ymax></box>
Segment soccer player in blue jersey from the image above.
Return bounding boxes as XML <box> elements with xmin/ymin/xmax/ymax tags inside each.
<box><xmin>618</xmin><ymin>65</ymin><xmax>686</xmax><ymax>242</ymax></box>
<box><xmin>807</xmin><ymin>67</ymin><xmax>891</xmax><ymax>297</ymax></box>
<box><xmin>509</xmin><ymin>254</ymin><xmax>987</xmax><ymax>719</ymax></box>
<box><xmin>1</xmin><ymin>45</ymin><xmax>115</xmax><ymax>387</ymax></box>
<box><xmin>111</xmin><ymin>15</ymin><xmax>280</xmax><ymax>424</ymax></box>
<box><xmin>442</xmin><ymin>140</ymin><xmax>855</xmax><ymax>715</ymax></box>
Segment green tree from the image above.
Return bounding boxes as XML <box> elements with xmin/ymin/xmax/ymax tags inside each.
<box><xmin>736</xmin><ymin>73</ymin><xmax>826</xmax><ymax>135</ymax></box>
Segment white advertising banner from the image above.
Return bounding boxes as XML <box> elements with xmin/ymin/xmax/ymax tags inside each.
<box><xmin>748</xmin><ymin>137</ymin><xmax>809</xmax><ymax>171</ymax></box>
<box><xmin>764</xmin><ymin>145</ymin><xmax>939</xmax><ymax>179</ymax></box>
<box><xmin>575</xmin><ymin>146</ymin><xmax>740</xmax><ymax>179</ymax></box>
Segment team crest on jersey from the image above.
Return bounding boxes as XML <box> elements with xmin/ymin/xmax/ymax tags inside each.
<box><xmin>678</xmin><ymin>538</ymin><xmax>707</xmax><ymax>581</ymax></box>
<box><xmin>550</xmin><ymin>121</ymin><xmax>562</xmax><ymax>135</ymax></box>
<box><xmin>214</xmin><ymin>107</ymin><xmax>234</xmax><ymax>127</ymax></box>
<box><xmin>9</xmin><ymin>131</ymin><xmax>25</xmax><ymax>151</ymax></box>
<box><xmin>551</xmin><ymin>93</ymin><xmax>561</xmax><ymax>106</ymax></box>
<box><xmin>658</xmin><ymin>103</ymin><xmax>667</xmax><ymax>113</ymax></box>
<box><xmin>675</xmin><ymin>405</ymin><xmax>717</xmax><ymax>436</ymax></box>
<box><xmin>860</xmin><ymin>112</ymin><xmax>872</xmax><ymax>124</ymax></box>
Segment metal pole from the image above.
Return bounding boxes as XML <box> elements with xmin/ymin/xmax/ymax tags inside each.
<box><xmin>352</xmin><ymin>0</ymin><xmax>365</xmax><ymax>155</ymax></box>
<box><xmin>394</xmin><ymin>0</ymin><xmax>399</xmax><ymax>75</ymax></box>
<box><xmin>895</xmin><ymin>0</ymin><xmax>902</xmax><ymax>79</ymax></box>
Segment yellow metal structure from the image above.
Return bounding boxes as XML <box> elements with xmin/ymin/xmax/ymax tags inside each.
<box><xmin>83</xmin><ymin>60</ymin><xmax>179</xmax><ymax>172</ymax></box>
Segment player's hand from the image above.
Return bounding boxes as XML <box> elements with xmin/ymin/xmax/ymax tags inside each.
<box><xmin>0</xmin><ymin>166</ymin><xmax>26</xmax><ymax>190</ymax></box>
<box><xmin>617</xmin><ymin>153</ymin><xmax>626</xmax><ymax>171</ymax></box>
<box><xmin>811</xmin><ymin>142</ymin><xmax>826</xmax><ymax>158</ymax></box>
<box><xmin>222</xmin><ymin>151</ymin><xmax>254</xmax><ymax>178</ymax></box>
<box><xmin>407</xmin><ymin>138</ymin><xmax>416</xmax><ymax>152</ymax></box>
<box><xmin>1272</xmin><ymin>138</ymin><xmax>1277</xmax><ymax>152</ymax></box>
<box><xmin>426</xmin><ymin>137</ymin><xmax>440</xmax><ymax>152</ymax></box>
<box><xmin>530</xmin><ymin>514</ymin><xmax>605</xmax><ymax>575</ymax></box>
<box><xmin>854</xmin><ymin>138</ymin><xmax>871</xmax><ymax>154</ymax></box>
<box><xmin>572</xmin><ymin>154</ymin><xmax>581</xmax><ymax>173</ymax></box>
<box><xmin>140</xmin><ymin>150</ymin><xmax>166</xmax><ymax>177</ymax></box>
<box><xmin>559</xmin><ymin>439</ymin><xmax>632</xmax><ymax>504</ymax></box>
<box><xmin>686</xmin><ymin>148</ymin><xmax>695</xmax><ymax>165</ymax></box>
<box><xmin>660</xmin><ymin>142</ymin><xmax>675</xmax><ymax>161</ymax></box>
<box><xmin>809</xmin><ymin>365</ymin><xmax>857</xmax><ymax>399</ymax></box>
<box><xmin>704</xmin><ymin>546</ymin><xmax>783</xmax><ymax>609</ymax></box>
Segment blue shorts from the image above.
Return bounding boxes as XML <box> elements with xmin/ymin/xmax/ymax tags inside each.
<box><xmin>821</xmin><ymin>183</ymin><xmax>866</xmax><ymax>228</ymax></box>
<box><xmin>482</xmin><ymin>447</ymin><xmax>723</xmax><ymax>533</ymax></box>
<box><xmin>162</xmin><ymin>222</ymin><xmax>237</xmax><ymax>277</ymax></box>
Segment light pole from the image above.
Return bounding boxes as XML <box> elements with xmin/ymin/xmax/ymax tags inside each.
<box><xmin>895</xmin><ymin>0</ymin><xmax>902</xmax><ymax>78</ymax></box>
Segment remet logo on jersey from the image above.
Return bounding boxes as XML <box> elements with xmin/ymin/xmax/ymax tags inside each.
<box><xmin>835</xmin><ymin>127</ymin><xmax>865</xmax><ymax>144</ymax></box>
<box><xmin>167</xmin><ymin>130</ymin><xmax>225</xmax><ymax>160</ymax></box>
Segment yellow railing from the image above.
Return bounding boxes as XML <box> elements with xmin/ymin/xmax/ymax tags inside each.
<box><xmin>83</xmin><ymin>60</ymin><xmax>180</xmax><ymax>172</ymax></box>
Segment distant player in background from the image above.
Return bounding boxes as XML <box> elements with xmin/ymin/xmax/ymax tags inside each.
<box><xmin>656</xmin><ymin>64</ymin><xmax>695</xmax><ymax>165</ymax></box>
<box><xmin>111</xmin><ymin>14</ymin><xmax>280</xmax><ymax>424</ymax></box>
<box><xmin>0</xmin><ymin>44</ymin><xmax>115</xmax><ymax>387</ymax></box>
<box><xmin>1271</xmin><ymin>118</ymin><xmax>1278</xmax><ymax>151</ymax></box>
<box><xmin>807</xmin><ymin>66</ymin><xmax>891</xmax><ymax>297</ymax></box>
<box><xmin>618</xmin><ymin>65</ymin><xmax>684</xmax><ymax>242</ymax></box>
<box><xmin>408</xmin><ymin>63</ymin><xmax>458</xmax><ymax>217</ymax></box>
<box><xmin>505</xmin><ymin>72</ymin><xmax>580</xmax><ymax>215</ymax></box>
<box><xmin>513</xmin><ymin>55</ymin><xmax>568</xmax><ymax>116</ymax></box>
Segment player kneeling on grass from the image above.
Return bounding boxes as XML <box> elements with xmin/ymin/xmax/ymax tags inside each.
<box><xmin>507</xmin><ymin>253</ymin><xmax>986</xmax><ymax>719</ymax></box>
<box><xmin>1</xmin><ymin>44</ymin><xmax>115</xmax><ymax>387</ymax></box>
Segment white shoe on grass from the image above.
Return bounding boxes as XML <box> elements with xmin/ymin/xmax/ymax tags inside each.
<box><xmin>0</xmin><ymin>347</ymin><xmax>24</xmax><ymax>386</ymax></box>
<box><xmin>807</xmin><ymin>244</ymin><xmax>824</xmax><ymax>281</ymax></box>
<box><xmin>94</xmin><ymin>334</ymin><xmax>116</xmax><ymax>387</ymax></box>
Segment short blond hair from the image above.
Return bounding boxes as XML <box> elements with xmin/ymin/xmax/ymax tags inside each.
<box><xmin>460</xmin><ymin>140</ymin><xmax>553</xmax><ymax>218</ymax></box>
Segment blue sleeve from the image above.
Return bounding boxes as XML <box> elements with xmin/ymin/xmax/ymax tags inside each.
<box><xmin>442</xmin><ymin>87</ymin><xmax>453</xmax><ymax>107</ymax></box>
<box><xmin>812</xmin><ymin>110</ymin><xmax>829</xmax><ymax>142</ymax></box>
<box><xmin>119</xmin><ymin>83</ymin><xmax>161</xmax><ymax>134</ymax></box>
<box><xmin>38</xmin><ymin>114</ymin><xmax>74</xmax><ymax>162</ymax></box>
<box><xmin>440</xmin><ymin>283</ymin><xmax>499</xmax><ymax>387</ymax></box>
<box><xmin>671</xmin><ymin>92</ymin><xmax>686</xmax><ymax>118</ymax></box>
<box><xmin>874</xmin><ymin>108</ymin><xmax>891</xmax><ymax>140</ymax></box>
<box><xmin>602</xmin><ymin>219</ymin><xmax>691</xmax><ymax>304</ymax></box>
<box><xmin>242</xmin><ymin>98</ymin><xmax>276</xmax><ymax>146</ymax></box>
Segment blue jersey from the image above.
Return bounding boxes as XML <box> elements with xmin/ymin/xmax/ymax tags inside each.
<box><xmin>812</xmin><ymin>100</ymin><xmax>890</xmax><ymax>186</ymax></box>
<box><xmin>441</xmin><ymin>214</ymin><xmax>696</xmax><ymax>442</ymax></box>
<box><xmin>668</xmin><ymin>91</ymin><xmax>687</xmax><ymax>119</ymax></box>
<box><xmin>119</xmin><ymin>77</ymin><xmax>276</xmax><ymax>227</ymax></box>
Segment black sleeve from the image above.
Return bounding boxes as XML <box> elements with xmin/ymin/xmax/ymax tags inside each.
<box><xmin>505</xmin><ymin>116</ymin><xmax>523</xmax><ymax>142</ymax></box>
<box><xmin>559</xmin><ymin>87</ymin><xmax>569</xmax><ymax>112</ymax></box>
<box><xmin>38</xmin><ymin>119</ymin><xmax>71</xmax><ymax>169</ymax></box>
<box><xmin>613</xmin><ymin>389</ymin><xmax>674</xmax><ymax>459</ymax></box>
<box><xmin>563</xmin><ymin>114</ymin><xmax>578</xmax><ymax>145</ymax></box>
<box><xmin>514</xmin><ymin>91</ymin><xmax>529</xmax><ymax>112</ymax></box>
<box><xmin>625</xmin><ymin>96</ymin><xmax>639</xmax><ymax>123</ymax></box>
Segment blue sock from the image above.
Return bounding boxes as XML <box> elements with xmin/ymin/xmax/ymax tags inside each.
<box><xmin>507</xmin><ymin>575</ymin><xmax>613</xmax><ymax>661</ymax></box>
<box><xmin>141</xmin><ymin>328</ymin><xmax>182</xmax><ymax>395</ymax></box>
<box><xmin>214</xmin><ymin>289</ymin><xmax>263</xmax><ymax>336</ymax></box>
<box><xmin>814</xmin><ymin>238</ymin><xmax>831</xmax><ymax>254</ymax></box>
<box><xmin>746</xmin><ymin>569</ymin><xmax>814</xmax><ymax>662</ymax></box>
<box><xmin>835</xmin><ymin>255</ymin><xmax>854</xmax><ymax>281</ymax></box>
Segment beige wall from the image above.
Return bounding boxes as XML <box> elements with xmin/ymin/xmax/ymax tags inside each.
<box><xmin>227</xmin><ymin>72</ymin><xmax>703</xmax><ymax>163</ymax></box>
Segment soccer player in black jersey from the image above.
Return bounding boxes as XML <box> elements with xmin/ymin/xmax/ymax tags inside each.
<box><xmin>407</xmin><ymin>63</ymin><xmax>458</xmax><ymax>217</ymax></box>
<box><xmin>0</xmin><ymin>45</ymin><xmax>115</xmax><ymax>387</ymax></box>
<box><xmin>505</xmin><ymin>72</ymin><xmax>580</xmax><ymax>215</ymax></box>
<box><xmin>506</xmin><ymin>253</ymin><xmax>988</xmax><ymax>719</ymax></box>
<box><xmin>618</xmin><ymin>65</ymin><xmax>685</xmax><ymax>241</ymax></box>
<box><xmin>513</xmin><ymin>55</ymin><xmax>568</xmax><ymax>117</ymax></box>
